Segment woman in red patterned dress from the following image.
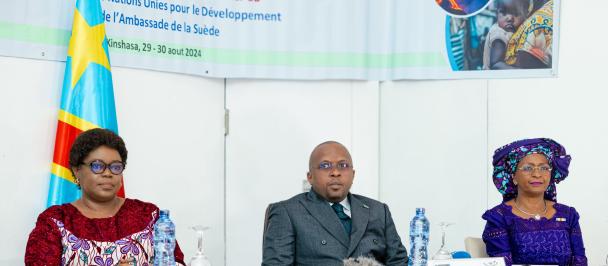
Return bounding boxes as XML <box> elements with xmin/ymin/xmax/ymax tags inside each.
<box><xmin>25</xmin><ymin>128</ymin><xmax>185</xmax><ymax>265</ymax></box>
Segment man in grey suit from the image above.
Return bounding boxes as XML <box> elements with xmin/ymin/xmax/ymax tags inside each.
<box><xmin>262</xmin><ymin>141</ymin><xmax>408</xmax><ymax>266</ymax></box>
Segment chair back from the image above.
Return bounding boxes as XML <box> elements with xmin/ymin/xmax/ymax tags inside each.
<box><xmin>464</xmin><ymin>237</ymin><xmax>488</xmax><ymax>258</ymax></box>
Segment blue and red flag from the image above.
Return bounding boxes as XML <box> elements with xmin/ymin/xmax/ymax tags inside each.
<box><xmin>47</xmin><ymin>0</ymin><xmax>124</xmax><ymax>206</ymax></box>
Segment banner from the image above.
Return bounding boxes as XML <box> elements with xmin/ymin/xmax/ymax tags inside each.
<box><xmin>0</xmin><ymin>0</ymin><xmax>560</xmax><ymax>80</ymax></box>
<box><xmin>47</xmin><ymin>0</ymin><xmax>124</xmax><ymax>206</ymax></box>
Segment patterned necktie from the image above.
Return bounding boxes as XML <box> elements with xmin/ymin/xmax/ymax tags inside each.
<box><xmin>331</xmin><ymin>203</ymin><xmax>352</xmax><ymax>235</ymax></box>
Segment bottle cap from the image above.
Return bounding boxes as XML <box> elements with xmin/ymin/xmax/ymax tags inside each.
<box><xmin>160</xmin><ymin>209</ymin><xmax>170</xmax><ymax>217</ymax></box>
<box><xmin>416</xmin><ymin>208</ymin><xmax>425</xmax><ymax>214</ymax></box>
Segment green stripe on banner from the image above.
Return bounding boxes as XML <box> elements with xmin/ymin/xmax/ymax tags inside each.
<box><xmin>0</xmin><ymin>21</ymin><xmax>446</xmax><ymax>68</ymax></box>
<box><xmin>0</xmin><ymin>21</ymin><xmax>70</xmax><ymax>46</ymax></box>
<box><xmin>201</xmin><ymin>49</ymin><xmax>446</xmax><ymax>68</ymax></box>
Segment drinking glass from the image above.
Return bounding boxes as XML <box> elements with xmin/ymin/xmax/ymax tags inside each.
<box><xmin>432</xmin><ymin>222</ymin><xmax>454</xmax><ymax>260</ymax></box>
<box><xmin>189</xmin><ymin>225</ymin><xmax>212</xmax><ymax>266</ymax></box>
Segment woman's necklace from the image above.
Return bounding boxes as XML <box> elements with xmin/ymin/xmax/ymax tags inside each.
<box><xmin>514</xmin><ymin>198</ymin><xmax>547</xmax><ymax>220</ymax></box>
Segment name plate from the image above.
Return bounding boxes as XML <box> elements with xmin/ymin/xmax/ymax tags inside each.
<box><xmin>428</xmin><ymin>258</ymin><xmax>506</xmax><ymax>266</ymax></box>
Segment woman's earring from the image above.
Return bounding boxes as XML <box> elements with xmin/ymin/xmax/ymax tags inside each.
<box><xmin>513</xmin><ymin>180</ymin><xmax>518</xmax><ymax>185</ymax></box>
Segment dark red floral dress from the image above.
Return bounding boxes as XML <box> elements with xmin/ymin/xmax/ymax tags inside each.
<box><xmin>25</xmin><ymin>198</ymin><xmax>185</xmax><ymax>265</ymax></box>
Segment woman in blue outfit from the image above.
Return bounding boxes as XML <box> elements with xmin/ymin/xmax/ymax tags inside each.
<box><xmin>483</xmin><ymin>138</ymin><xmax>587</xmax><ymax>266</ymax></box>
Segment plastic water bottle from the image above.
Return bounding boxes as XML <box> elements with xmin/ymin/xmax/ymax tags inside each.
<box><xmin>154</xmin><ymin>209</ymin><xmax>176</xmax><ymax>266</ymax></box>
<box><xmin>408</xmin><ymin>208</ymin><xmax>429</xmax><ymax>266</ymax></box>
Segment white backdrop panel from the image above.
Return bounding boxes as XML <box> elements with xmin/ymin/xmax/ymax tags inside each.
<box><xmin>113</xmin><ymin>68</ymin><xmax>226</xmax><ymax>265</ymax></box>
<box><xmin>225</xmin><ymin>80</ymin><xmax>379</xmax><ymax>266</ymax></box>
<box><xmin>379</xmin><ymin>80</ymin><xmax>488</xmax><ymax>257</ymax></box>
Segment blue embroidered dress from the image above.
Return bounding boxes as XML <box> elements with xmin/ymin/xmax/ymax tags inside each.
<box><xmin>482</xmin><ymin>202</ymin><xmax>587</xmax><ymax>266</ymax></box>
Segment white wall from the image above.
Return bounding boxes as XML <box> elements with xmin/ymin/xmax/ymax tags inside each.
<box><xmin>0</xmin><ymin>57</ymin><xmax>61</xmax><ymax>265</ymax></box>
<box><xmin>1</xmin><ymin>1</ymin><xmax>607</xmax><ymax>265</ymax></box>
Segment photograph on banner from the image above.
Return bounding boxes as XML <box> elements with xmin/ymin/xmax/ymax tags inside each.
<box><xmin>435</xmin><ymin>0</ymin><xmax>491</xmax><ymax>16</ymax></box>
<box><xmin>445</xmin><ymin>0</ymin><xmax>553</xmax><ymax>71</ymax></box>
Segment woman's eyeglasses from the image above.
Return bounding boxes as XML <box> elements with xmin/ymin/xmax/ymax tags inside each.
<box><xmin>517</xmin><ymin>164</ymin><xmax>552</xmax><ymax>174</ymax></box>
<box><xmin>82</xmin><ymin>160</ymin><xmax>125</xmax><ymax>175</ymax></box>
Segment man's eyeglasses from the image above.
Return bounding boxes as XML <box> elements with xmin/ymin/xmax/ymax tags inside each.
<box><xmin>517</xmin><ymin>164</ymin><xmax>552</xmax><ymax>174</ymax></box>
<box><xmin>82</xmin><ymin>160</ymin><xmax>125</xmax><ymax>175</ymax></box>
<box><xmin>317</xmin><ymin>161</ymin><xmax>352</xmax><ymax>171</ymax></box>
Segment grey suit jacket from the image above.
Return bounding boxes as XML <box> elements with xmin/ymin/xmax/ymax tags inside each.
<box><xmin>262</xmin><ymin>190</ymin><xmax>408</xmax><ymax>266</ymax></box>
